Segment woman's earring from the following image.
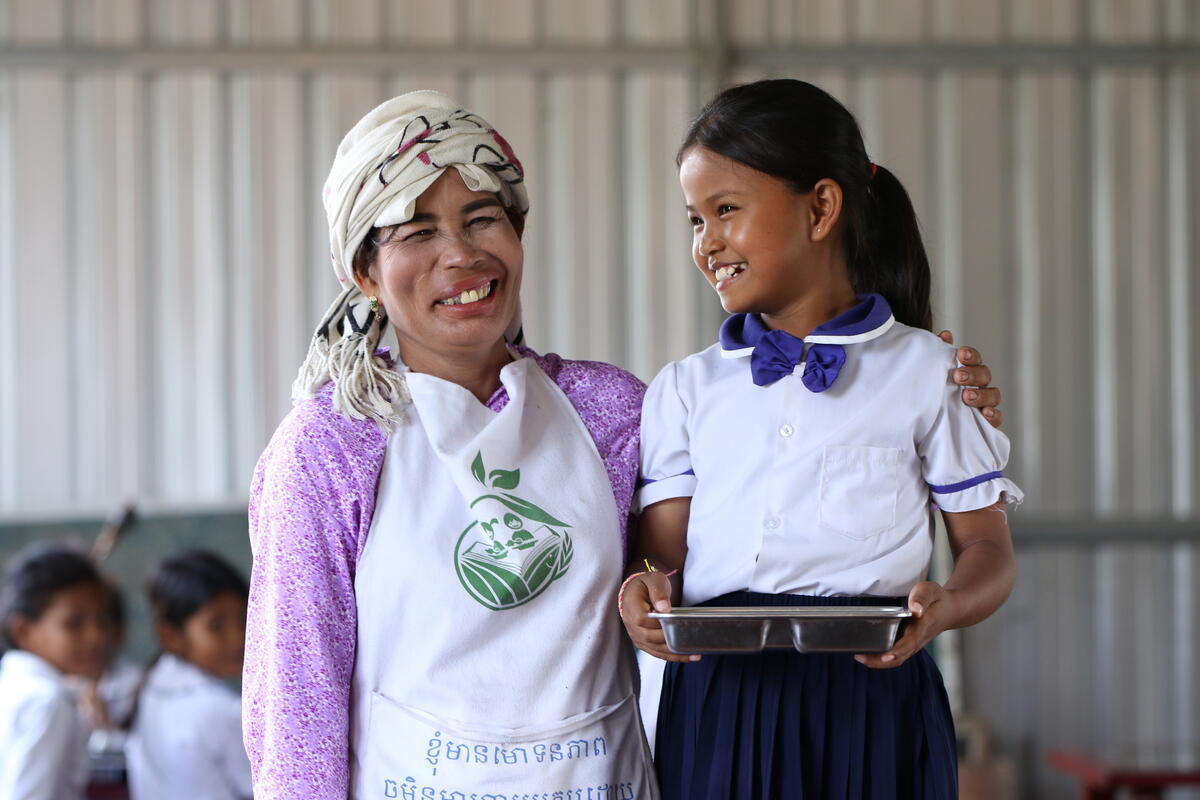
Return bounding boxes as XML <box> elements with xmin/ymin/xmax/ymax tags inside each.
<box><xmin>368</xmin><ymin>296</ymin><xmax>380</xmax><ymax>313</ymax></box>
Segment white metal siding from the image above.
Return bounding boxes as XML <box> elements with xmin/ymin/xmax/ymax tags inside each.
<box><xmin>2</xmin><ymin>0</ymin><xmax>1195</xmax><ymax>517</ymax></box>
<box><xmin>1</xmin><ymin>4</ymin><xmax>1198</xmax><ymax>794</ymax></box>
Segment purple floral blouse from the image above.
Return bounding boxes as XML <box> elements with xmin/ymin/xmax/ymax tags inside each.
<box><xmin>243</xmin><ymin>348</ymin><xmax>644</xmax><ymax>798</ymax></box>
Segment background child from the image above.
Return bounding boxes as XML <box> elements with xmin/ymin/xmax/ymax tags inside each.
<box><xmin>70</xmin><ymin>580</ymin><xmax>144</xmax><ymax>786</ymax></box>
<box><xmin>87</xmin><ymin>580</ymin><xmax>143</xmax><ymax>732</ymax></box>
<box><xmin>620</xmin><ymin>78</ymin><xmax>1022</xmax><ymax>799</ymax></box>
<box><xmin>125</xmin><ymin>550</ymin><xmax>251</xmax><ymax>800</ymax></box>
<box><xmin>0</xmin><ymin>544</ymin><xmax>109</xmax><ymax>800</ymax></box>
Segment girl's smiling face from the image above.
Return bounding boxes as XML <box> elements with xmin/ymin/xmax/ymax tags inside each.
<box><xmin>11</xmin><ymin>581</ymin><xmax>110</xmax><ymax>679</ymax></box>
<box><xmin>679</xmin><ymin>145</ymin><xmax>849</xmax><ymax>324</ymax></box>
<box><xmin>356</xmin><ymin>169</ymin><xmax>524</xmax><ymax>373</ymax></box>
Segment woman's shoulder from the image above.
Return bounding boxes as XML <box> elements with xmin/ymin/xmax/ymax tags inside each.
<box><xmin>266</xmin><ymin>381</ymin><xmax>389</xmax><ymax>465</ymax></box>
<box><xmin>522</xmin><ymin>348</ymin><xmax>646</xmax><ymax>407</ymax></box>
<box><xmin>253</xmin><ymin>381</ymin><xmax>390</xmax><ymax>514</ymax></box>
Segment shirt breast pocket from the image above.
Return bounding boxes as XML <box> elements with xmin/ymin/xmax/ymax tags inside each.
<box><xmin>818</xmin><ymin>444</ymin><xmax>901</xmax><ymax>540</ymax></box>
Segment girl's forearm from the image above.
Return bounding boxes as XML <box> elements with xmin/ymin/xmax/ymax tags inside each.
<box><xmin>629</xmin><ymin>545</ymin><xmax>687</xmax><ymax>575</ymax></box>
<box><xmin>940</xmin><ymin>506</ymin><xmax>1017</xmax><ymax>629</ymax></box>
<box><xmin>628</xmin><ymin>496</ymin><xmax>692</xmax><ymax>604</ymax></box>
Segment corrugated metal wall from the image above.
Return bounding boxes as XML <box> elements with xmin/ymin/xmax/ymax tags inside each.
<box><xmin>969</xmin><ymin>523</ymin><xmax>1200</xmax><ymax>798</ymax></box>
<box><xmin>1</xmin><ymin>0</ymin><xmax>1197</xmax><ymax>516</ymax></box>
<box><xmin>1</xmin><ymin>1</ymin><xmax>1198</xmax><ymax>795</ymax></box>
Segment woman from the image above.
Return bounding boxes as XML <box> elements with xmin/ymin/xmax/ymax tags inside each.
<box><xmin>243</xmin><ymin>90</ymin><xmax>1003</xmax><ymax>799</ymax></box>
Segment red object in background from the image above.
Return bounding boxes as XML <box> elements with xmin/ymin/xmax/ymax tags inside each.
<box><xmin>1047</xmin><ymin>750</ymin><xmax>1200</xmax><ymax>800</ymax></box>
<box><xmin>86</xmin><ymin>783</ymin><xmax>128</xmax><ymax>800</ymax></box>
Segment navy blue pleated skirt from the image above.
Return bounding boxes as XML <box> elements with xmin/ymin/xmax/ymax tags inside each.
<box><xmin>655</xmin><ymin>592</ymin><xmax>957</xmax><ymax>800</ymax></box>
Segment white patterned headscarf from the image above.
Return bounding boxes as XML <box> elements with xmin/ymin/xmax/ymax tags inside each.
<box><xmin>292</xmin><ymin>90</ymin><xmax>530</xmax><ymax>432</ymax></box>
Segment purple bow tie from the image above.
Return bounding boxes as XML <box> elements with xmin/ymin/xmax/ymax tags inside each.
<box><xmin>750</xmin><ymin>329</ymin><xmax>847</xmax><ymax>392</ymax></box>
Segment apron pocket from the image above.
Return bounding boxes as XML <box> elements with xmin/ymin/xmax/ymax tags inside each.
<box><xmin>818</xmin><ymin>444</ymin><xmax>901</xmax><ymax>540</ymax></box>
<box><xmin>360</xmin><ymin>691</ymin><xmax>655</xmax><ymax>800</ymax></box>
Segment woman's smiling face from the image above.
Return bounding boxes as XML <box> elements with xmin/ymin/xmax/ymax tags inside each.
<box><xmin>356</xmin><ymin>169</ymin><xmax>524</xmax><ymax>370</ymax></box>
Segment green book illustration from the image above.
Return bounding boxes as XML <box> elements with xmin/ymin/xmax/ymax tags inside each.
<box><xmin>453</xmin><ymin>451</ymin><xmax>574</xmax><ymax>610</ymax></box>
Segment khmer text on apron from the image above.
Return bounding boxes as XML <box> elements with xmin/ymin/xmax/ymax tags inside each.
<box><xmin>351</xmin><ymin>355</ymin><xmax>656</xmax><ymax>800</ymax></box>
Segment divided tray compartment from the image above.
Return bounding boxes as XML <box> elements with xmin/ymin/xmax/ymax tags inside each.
<box><xmin>649</xmin><ymin>606</ymin><xmax>913</xmax><ymax>655</ymax></box>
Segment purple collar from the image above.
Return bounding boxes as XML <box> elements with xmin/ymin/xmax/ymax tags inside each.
<box><xmin>718</xmin><ymin>294</ymin><xmax>896</xmax><ymax>392</ymax></box>
<box><xmin>718</xmin><ymin>293</ymin><xmax>895</xmax><ymax>356</ymax></box>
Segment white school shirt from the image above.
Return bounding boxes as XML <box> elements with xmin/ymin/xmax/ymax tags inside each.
<box><xmin>125</xmin><ymin>654</ymin><xmax>252</xmax><ymax>800</ymax></box>
<box><xmin>0</xmin><ymin>650</ymin><xmax>89</xmax><ymax>800</ymax></box>
<box><xmin>638</xmin><ymin>294</ymin><xmax>1023</xmax><ymax>605</ymax></box>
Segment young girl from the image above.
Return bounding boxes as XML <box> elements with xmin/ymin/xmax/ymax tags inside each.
<box><xmin>620</xmin><ymin>79</ymin><xmax>1022</xmax><ymax>799</ymax></box>
<box><xmin>0</xmin><ymin>544</ymin><xmax>109</xmax><ymax>800</ymax></box>
<box><xmin>126</xmin><ymin>550</ymin><xmax>252</xmax><ymax>800</ymax></box>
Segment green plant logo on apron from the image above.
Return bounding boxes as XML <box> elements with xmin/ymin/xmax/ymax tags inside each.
<box><xmin>453</xmin><ymin>451</ymin><xmax>575</xmax><ymax>610</ymax></box>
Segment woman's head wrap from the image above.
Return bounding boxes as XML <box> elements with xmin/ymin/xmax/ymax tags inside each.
<box><xmin>293</xmin><ymin>90</ymin><xmax>529</xmax><ymax>432</ymax></box>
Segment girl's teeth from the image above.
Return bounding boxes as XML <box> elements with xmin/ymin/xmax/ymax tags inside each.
<box><xmin>715</xmin><ymin>265</ymin><xmax>742</xmax><ymax>281</ymax></box>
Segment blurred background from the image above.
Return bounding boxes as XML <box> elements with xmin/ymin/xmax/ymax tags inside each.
<box><xmin>0</xmin><ymin>0</ymin><xmax>1197</xmax><ymax>796</ymax></box>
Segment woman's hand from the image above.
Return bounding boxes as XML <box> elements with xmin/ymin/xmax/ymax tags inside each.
<box><xmin>619</xmin><ymin>571</ymin><xmax>699</xmax><ymax>664</ymax></box>
<box><xmin>853</xmin><ymin>581</ymin><xmax>958</xmax><ymax>670</ymax></box>
<box><xmin>939</xmin><ymin>330</ymin><xmax>1003</xmax><ymax>428</ymax></box>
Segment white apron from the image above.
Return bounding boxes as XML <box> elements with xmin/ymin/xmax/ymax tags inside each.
<box><xmin>351</xmin><ymin>356</ymin><xmax>657</xmax><ymax>800</ymax></box>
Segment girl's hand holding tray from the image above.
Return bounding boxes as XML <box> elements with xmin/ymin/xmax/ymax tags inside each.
<box><xmin>619</xmin><ymin>561</ymin><xmax>698</xmax><ymax>664</ymax></box>
<box><xmin>857</xmin><ymin>500</ymin><xmax>1016</xmax><ymax>669</ymax></box>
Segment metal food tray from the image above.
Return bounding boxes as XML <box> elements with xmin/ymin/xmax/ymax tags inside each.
<box><xmin>649</xmin><ymin>606</ymin><xmax>912</xmax><ymax>655</ymax></box>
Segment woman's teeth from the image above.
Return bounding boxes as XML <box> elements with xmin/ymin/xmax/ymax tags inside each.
<box><xmin>438</xmin><ymin>282</ymin><xmax>493</xmax><ymax>305</ymax></box>
<box><xmin>714</xmin><ymin>264</ymin><xmax>746</xmax><ymax>281</ymax></box>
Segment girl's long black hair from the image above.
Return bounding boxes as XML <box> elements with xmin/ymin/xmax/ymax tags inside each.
<box><xmin>0</xmin><ymin>544</ymin><xmax>103</xmax><ymax>654</ymax></box>
<box><xmin>678</xmin><ymin>78</ymin><xmax>932</xmax><ymax>331</ymax></box>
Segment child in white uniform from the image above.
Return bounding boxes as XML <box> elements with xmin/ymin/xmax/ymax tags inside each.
<box><xmin>126</xmin><ymin>551</ymin><xmax>252</xmax><ymax>800</ymax></box>
<box><xmin>620</xmin><ymin>79</ymin><xmax>1023</xmax><ymax>799</ymax></box>
<box><xmin>0</xmin><ymin>545</ymin><xmax>109</xmax><ymax>800</ymax></box>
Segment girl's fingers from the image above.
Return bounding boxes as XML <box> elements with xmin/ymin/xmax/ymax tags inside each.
<box><xmin>634</xmin><ymin>626</ymin><xmax>669</xmax><ymax>646</ymax></box>
<box><xmin>649</xmin><ymin>648</ymin><xmax>701</xmax><ymax>663</ymax></box>
<box><xmin>620</xmin><ymin>573</ymin><xmax>673</xmax><ymax>624</ymax></box>
<box><xmin>630</xmin><ymin>632</ymin><xmax>696</xmax><ymax>662</ymax></box>
<box><xmin>626</xmin><ymin>619</ymin><xmax>700</xmax><ymax>662</ymax></box>
<box><xmin>907</xmin><ymin>581</ymin><xmax>943</xmax><ymax>616</ymax></box>
<box><xmin>627</xmin><ymin>607</ymin><xmax>661</xmax><ymax>629</ymax></box>
<box><xmin>875</xmin><ymin>632</ymin><xmax>917</xmax><ymax>667</ymax></box>
<box><xmin>856</xmin><ymin>610</ymin><xmax>931</xmax><ymax>668</ymax></box>
<box><xmin>855</xmin><ymin>644</ymin><xmax>913</xmax><ymax>669</ymax></box>
<box><xmin>644</xmin><ymin>573</ymin><xmax>674</xmax><ymax>613</ymax></box>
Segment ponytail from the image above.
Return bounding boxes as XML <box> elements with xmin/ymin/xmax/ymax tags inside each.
<box><xmin>858</xmin><ymin>164</ymin><xmax>932</xmax><ymax>331</ymax></box>
<box><xmin>679</xmin><ymin>79</ymin><xmax>933</xmax><ymax>331</ymax></box>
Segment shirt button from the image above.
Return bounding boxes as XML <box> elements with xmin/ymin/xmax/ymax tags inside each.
<box><xmin>779</xmin><ymin>424</ymin><xmax>794</xmax><ymax>438</ymax></box>
<box><xmin>765</xmin><ymin>517</ymin><xmax>781</xmax><ymax>530</ymax></box>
